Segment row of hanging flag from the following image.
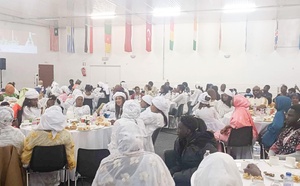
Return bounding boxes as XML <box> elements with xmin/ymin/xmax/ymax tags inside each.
<box><xmin>49</xmin><ymin>18</ymin><xmax>300</xmax><ymax>53</ymax></box>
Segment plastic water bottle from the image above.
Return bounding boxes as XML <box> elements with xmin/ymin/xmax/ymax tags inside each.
<box><xmin>283</xmin><ymin>172</ymin><xmax>294</xmax><ymax>186</ymax></box>
<box><xmin>203</xmin><ymin>150</ymin><xmax>210</xmax><ymax>158</ymax></box>
<box><xmin>252</xmin><ymin>141</ymin><xmax>261</xmax><ymax>160</ymax></box>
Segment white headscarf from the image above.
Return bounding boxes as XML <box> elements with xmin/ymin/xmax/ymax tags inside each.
<box><xmin>60</xmin><ymin>86</ymin><xmax>70</xmax><ymax>95</ymax></box>
<box><xmin>36</xmin><ymin>106</ymin><xmax>66</xmax><ymax>139</ymax></box>
<box><xmin>51</xmin><ymin>86</ymin><xmax>62</xmax><ymax>96</ymax></box>
<box><xmin>121</xmin><ymin>100</ymin><xmax>141</xmax><ymax>120</ymax></box>
<box><xmin>141</xmin><ymin>95</ymin><xmax>153</xmax><ymax>106</ymax></box>
<box><xmin>98</xmin><ymin>82</ymin><xmax>110</xmax><ymax>95</ymax></box>
<box><xmin>74</xmin><ymin>93</ymin><xmax>84</xmax><ymax>101</ymax></box>
<box><xmin>72</xmin><ymin>89</ymin><xmax>82</xmax><ymax>97</ymax></box>
<box><xmin>0</xmin><ymin>107</ymin><xmax>14</xmax><ymax>128</ymax></box>
<box><xmin>151</xmin><ymin>96</ymin><xmax>170</xmax><ymax>122</ymax></box>
<box><xmin>113</xmin><ymin>92</ymin><xmax>126</xmax><ymax>100</ymax></box>
<box><xmin>191</xmin><ymin>152</ymin><xmax>242</xmax><ymax>186</ymax></box>
<box><xmin>25</xmin><ymin>89</ymin><xmax>39</xmax><ymax>99</ymax></box>
<box><xmin>223</xmin><ymin>89</ymin><xmax>234</xmax><ymax>98</ymax></box>
<box><xmin>198</xmin><ymin>92</ymin><xmax>211</xmax><ymax>104</ymax></box>
<box><xmin>51</xmin><ymin>81</ymin><xmax>59</xmax><ymax>88</ymax></box>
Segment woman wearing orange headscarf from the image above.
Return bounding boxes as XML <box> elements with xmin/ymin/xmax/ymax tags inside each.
<box><xmin>214</xmin><ymin>94</ymin><xmax>258</xmax><ymax>142</ymax></box>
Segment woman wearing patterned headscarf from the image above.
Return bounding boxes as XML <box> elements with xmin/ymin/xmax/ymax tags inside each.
<box><xmin>0</xmin><ymin>106</ymin><xmax>25</xmax><ymax>154</ymax></box>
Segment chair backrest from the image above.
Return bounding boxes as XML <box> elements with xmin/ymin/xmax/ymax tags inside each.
<box><xmin>83</xmin><ymin>98</ymin><xmax>93</xmax><ymax>114</ymax></box>
<box><xmin>29</xmin><ymin>145</ymin><xmax>67</xmax><ymax>172</ymax></box>
<box><xmin>152</xmin><ymin>127</ymin><xmax>162</xmax><ymax>145</ymax></box>
<box><xmin>227</xmin><ymin>126</ymin><xmax>253</xmax><ymax>147</ymax></box>
<box><xmin>97</xmin><ymin>97</ymin><xmax>109</xmax><ymax>108</ymax></box>
<box><xmin>176</xmin><ymin>104</ymin><xmax>184</xmax><ymax>117</ymax></box>
<box><xmin>76</xmin><ymin>149</ymin><xmax>110</xmax><ymax>179</ymax></box>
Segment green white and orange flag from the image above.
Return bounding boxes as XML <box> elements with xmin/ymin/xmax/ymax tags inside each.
<box><xmin>193</xmin><ymin>15</ymin><xmax>197</xmax><ymax>51</ymax></box>
<box><xmin>105</xmin><ymin>23</ymin><xmax>112</xmax><ymax>54</ymax></box>
<box><xmin>170</xmin><ymin>18</ymin><xmax>174</xmax><ymax>51</ymax></box>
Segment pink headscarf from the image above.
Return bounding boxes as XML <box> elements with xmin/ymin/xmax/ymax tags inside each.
<box><xmin>230</xmin><ymin>95</ymin><xmax>258</xmax><ymax>139</ymax></box>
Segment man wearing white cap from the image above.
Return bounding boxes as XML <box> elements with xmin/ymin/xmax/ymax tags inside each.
<box><xmin>0</xmin><ymin>106</ymin><xmax>25</xmax><ymax>154</ymax></box>
<box><xmin>21</xmin><ymin>106</ymin><xmax>75</xmax><ymax>185</ymax></box>
<box><xmin>139</xmin><ymin>96</ymin><xmax>169</xmax><ymax>139</ymax></box>
<box><xmin>21</xmin><ymin>89</ymin><xmax>42</xmax><ymax>122</ymax></box>
<box><xmin>214</xmin><ymin>89</ymin><xmax>235</xmax><ymax>118</ymax></box>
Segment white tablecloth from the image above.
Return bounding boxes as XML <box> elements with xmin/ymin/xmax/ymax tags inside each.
<box><xmin>222</xmin><ymin>115</ymin><xmax>271</xmax><ymax>134</ymax></box>
<box><xmin>235</xmin><ymin>159</ymin><xmax>300</xmax><ymax>186</ymax></box>
<box><xmin>20</xmin><ymin>124</ymin><xmax>113</xmax><ymax>181</ymax></box>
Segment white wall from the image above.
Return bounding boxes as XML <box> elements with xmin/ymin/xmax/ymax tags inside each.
<box><xmin>0</xmin><ymin>19</ymin><xmax>300</xmax><ymax>96</ymax></box>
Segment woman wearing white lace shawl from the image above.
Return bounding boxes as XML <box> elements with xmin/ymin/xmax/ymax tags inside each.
<box><xmin>108</xmin><ymin>100</ymin><xmax>154</xmax><ymax>153</ymax></box>
<box><xmin>0</xmin><ymin>106</ymin><xmax>25</xmax><ymax>155</ymax></box>
<box><xmin>190</xmin><ymin>152</ymin><xmax>242</xmax><ymax>186</ymax></box>
<box><xmin>92</xmin><ymin>119</ymin><xmax>175</xmax><ymax>186</ymax></box>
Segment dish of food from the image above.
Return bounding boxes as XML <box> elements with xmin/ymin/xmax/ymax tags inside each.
<box><xmin>65</xmin><ymin>125</ymin><xmax>77</xmax><ymax>130</ymax></box>
<box><xmin>77</xmin><ymin>125</ymin><xmax>91</xmax><ymax>131</ymax></box>
<box><xmin>263</xmin><ymin>171</ymin><xmax>284</xmax><ymax>182</ymax></box>
<box><xmin>95</xmin><ymin>116</ymin><xmax>111</xmax><ymax>127</ymax></box>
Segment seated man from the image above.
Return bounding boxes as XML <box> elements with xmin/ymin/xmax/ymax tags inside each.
<box><xmin>269</xmin><ymin>104</ymin><xmax>300</xmax><ymax>160</ymax></box>
<box><xmin>248</xmin><ymin>86</ymin><xmax>268</xmax><ymax>110</ymax></box>
<box><xmin>164</xmin><ymin>116</ymin><xmax>217</xmax><ymax>186</ymax></box>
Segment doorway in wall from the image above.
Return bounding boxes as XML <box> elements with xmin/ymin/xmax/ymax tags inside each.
<box><xmin>90</xmin><ymin>65</ymin><xmax>121</xmax><ymax>87</ymax></box>
<box><xmin>38</xmin><ymin>64</ymin><xmax>54</xmax><ymax>88</ymax></box>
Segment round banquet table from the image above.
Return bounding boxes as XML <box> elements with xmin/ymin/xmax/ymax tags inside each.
<box><xmin>20</xmin><ymin>124</ymin><xmax>113</xmax><ymax>181</ymax></box>
<box><xmin>235</xmin><ymin>159</ymin><xmax>300</xmax><ymax>186</ymax></box>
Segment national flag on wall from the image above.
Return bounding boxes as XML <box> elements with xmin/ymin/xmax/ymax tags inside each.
<box><xmin>105</xmin><ymin>23</ymin><xmax>112</xmax><ymax>54</ymax></box>
<box><xmin>146</xmin><ymin>21</ymin><xmax>152</xmax><ymax>52</ymax></box>
<box><xmin>89</xmin><ymin>22</ymin><xmax>94</xmax><ymax>53</ymax></box>
<box><xmin>50</xmin><ymin>27</ymin><xmax>59</xmax><ymax>52</ymax></box>
<box><xmin>274</xmin><ymin>20</ymin><xmax>279</xmax><ymax>50</ymax></box>
<box><xmin>219</xmin><ymin>22</ymin><xmax>222</xmax><ymax>50</ymax></box>
<box><xmin>67</xmin><ymin>26</ymin><xmax>75</xmax><ymax>53</ymax></box>
<box><xmin>193</xmin><ymin>16</ymin><xmax>197</xmax><ymax>51</ymax></box>
<box><xmin>84</xmin><ymin>19</ymin><xmax>94</xmax><ymax>53</ymax></box>
<box><xmin>170</xmin><ymin>19</ymin><xmax>174</xmax><ymax>51</ymax></box>
<box><xmin>124</xmin><ymin>18</ymin><xmax>132</xmax><ymax>52</ymax></box>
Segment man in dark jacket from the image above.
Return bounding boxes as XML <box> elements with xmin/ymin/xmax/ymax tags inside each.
<box><xmin>164</xmin><ymin>116</ymin><xmax>217</xmax><ymax>186</ymax></box>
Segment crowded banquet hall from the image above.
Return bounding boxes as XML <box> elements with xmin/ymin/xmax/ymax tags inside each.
<box><xmin>0</xmin><ymin>0</ymin><xmax>300</xmax><ymax>185</ymax></box>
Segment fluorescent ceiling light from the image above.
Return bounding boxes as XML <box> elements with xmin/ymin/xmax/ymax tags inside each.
<box><xmin>91</xmin><ymin>12</ymin><xmax>116</xmax><ymax>19</ymax></box>
<box><xmin>153</xmin><ymin>7</ymin><xmax>181</xmax><ymax>17</ymax></box>
<box><xmin>223</xmin><ymin>3</ymin><xmax>256</xmax><ymax>13</ymax></box>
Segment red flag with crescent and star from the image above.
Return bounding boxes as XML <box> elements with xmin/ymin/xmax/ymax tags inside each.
<box><xmin>146</xmin><ymin>21</ymin><xmax>152</xmax><ymax>52</ymax></box>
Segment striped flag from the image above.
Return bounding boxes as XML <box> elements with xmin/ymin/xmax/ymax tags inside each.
<box><xmin>105</xmin><ymin>23</ymin><xmax>112</xmax><ymax>54</ymax></box>
<box><xmin>124</xmin><ymin>17</ymin><xmax>132</xmax><ymax>52</ymax></box>
<box><xmin>274</xmin><ymin>20</ymin><xmax>278</xmax><ymax>50</ymax></box>
<box><xmin>50</xmin><ymin>27</ymin><xmax>59</xmax><ymax>52</ymax></box>
<box><xmin>84</xmin><ymin>19</ymin><xmax>93</xmax><ymax>53</ymax></box>
<box><xmin>193</xmin><ymin>16</ymin><xmax>197</xmax><ymax>51</ymax></box>
<box><xmin>219</xmin><ymin>22</ymin><xmax>222</xmax><ymax>50</ymax></box>
<box><xmin>67</xmin><ymin>26</ymin><xmax>75</xmax><ymax>53</ymax></box>
<box><xmin>170</xmin><ymin>18</ymin><xmax>174</xmax><ymax>51</ymax></box>
<box><xmin>146</xmin><ymin>21</ymin><xmax>152</xmax><ymax>52</ymax></box>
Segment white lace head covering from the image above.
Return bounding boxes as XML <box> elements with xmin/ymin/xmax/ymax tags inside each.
<box><xmin>25</xmin><ymin>89</ymin><xmax>39</xmax><ymax>99</ymax></box>
<box><xmin>141</xmin><ymin>95</ymin><xmax>153</xmax><ymax>106</ymax></box>
<box><xmin>61</xmin><ymin>86</ymin><xmax>70</xmax><ymax>94</ymax></box>
<box><xmin>198</xmin><ymin>92</ymin><xmax>211</xmax><ymax>104</ymax></box>
<box><xmin>74</xmin><ymin>93</ymin><xmax>84</xmax><ymax>101</ymax></box>
<box><xmin>223</xmin><ymin>89</ymin><xmax>234</xmax><ymax>98</ymax></box>
<box><xmin>191</xmin><ymin>152</ymin><xmax>242</xmax><ymax>186</ymax></box>
<box><xmin>121</xmin><ymin>100</ymin><xmax>141</xmax><ymax>120</ymax></box>
<box><xmin>151</xmin><ymin>96</ymin><xmax>170</xmax><ymax>122</ymax></box>
<box><xmin>36</xmin><ymin>106</ymin><xmax>67</xmax><ymax>139</ymax></box>
<box><xmin>0</xmin><ymin>107</ymin><xmax>14</xmax><ymax>128</ymax></box>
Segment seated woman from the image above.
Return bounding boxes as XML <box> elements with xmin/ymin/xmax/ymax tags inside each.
<box><xmin>139</xmin><ymin>95</ymin><xmax>153</xmax><ymax>112</ymax></box>
<box><xmin>215</xmin><ymin>95</ymin><xmax>258</xmax><ymax>142</ymax></box>
<box><xmin>130</xmin><ymin>86</ymin><xmax>144</xmax><ymax>101</ymax></box>
<box><xmin>269</xmin><ymin>104</ymin><xmax>300</xmax><ymax>159</ymax></box>
<box><xmin>0</xmin><ymin>106</ymin><xmax>25</xmax><ymax>155</ymax></box>
<box><xmin>21</xmin><ymin>89</ymin><xmax>42</xmax><ymax>122</ymax></box>
<box><xmin>191</xmin><ymin>152</ymin><xmax>242</xmax><ymax>186</ymax></box>
<box><xmin>159</xmin><ymin>85</ymin><xmax>171</xmax><ymax>100</ymax></box>
<box><xmin>57</xmin><ymin>85</ymin><xmax>70</xmax><ymax>103</ymax></box>
<box><xmin>171</xmin><ymin>84</ymin><xmax>188</xmax><ymax>110</ymax></box>
<box><xmin>83</xmin><ymin>84</ymin><xmax>96</xmax><ymax>114</ymax></box>
<box><xmin>165</xmin><ymin>116</ymin><xmax>217</xmax><ymax>186</ymax></box>
<box><xmin>214</xmin><ymin>90</ymin><xmax>234</xmax><ymax>118</ymax></box>
<box><xmin>21</xmin><ymin>106</ymin><xmax>76</xmax><ymax>185</ymax></box>
<box><xmin>92</xmin><ymin>119</ymin><xmax>175</xmax><ymax>186</ymax></box>
<box><xmin>66</xmin><ymin>93</ymin><xmax>90</xmax><ymax>119</ymax></box>
<box><xmin>193</xmin><ymin>93</ymin><xmax>225</xmax><ymax>132</ymax></box>
<box><xmin>100</xmin><ymin>91</ymin><xmax>126</xmax><ymax>120</ymax></box>
<box><xmin>262</xmin><ymin>96</ymin><xmax>291</xmax><ymax>148</ymax></box>
<box><xmin>140</xmin><ymin>96</ymin><xmax>169</xmax><ymax>138</ymax></box>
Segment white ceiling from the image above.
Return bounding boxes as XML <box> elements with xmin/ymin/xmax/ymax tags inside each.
<box><xmin>0</xmin><ymin>0</ymin><xmax>299</xmax><ymax>27</ymax></box>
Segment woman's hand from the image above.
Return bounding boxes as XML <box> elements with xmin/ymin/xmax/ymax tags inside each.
<box><xmin>244</xmin><ymin>164</ymin><xmax>262</xmax><ymax>177</ymax></box>
<box><xmin>220</xmin><ymin>125</ymin><xmax>231</xmax><ymax>135</ymax></box>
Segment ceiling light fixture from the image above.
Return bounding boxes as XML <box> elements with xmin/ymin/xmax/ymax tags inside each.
<box><xmin>91</xmin><ymin>12</ymin><xmax>116</xmax><ymax>19</ymax></box>
<box><xmin>223</xmin><ymin>3</ymin><xmax>256</xmax><ymax>13</ymax></box>
<box><xmin>152</xmin><ymin>7</ymin><xmax>181</xmax><ymax>17</ymax></box>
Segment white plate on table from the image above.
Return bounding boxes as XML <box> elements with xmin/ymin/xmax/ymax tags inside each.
<box><xmin>21</xmin><ymin>122</ymin><xmax>32</xmax><ymax>126</ymax></box>
<box><xmin>263</xmin><ymin>172</ymin><xmax>284</xmax><ymax>182</ymax></box>
<box><xmin>284</xmin><ymin>163</ymin><xmax>299</xmax><ymax>169</ymax></box>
